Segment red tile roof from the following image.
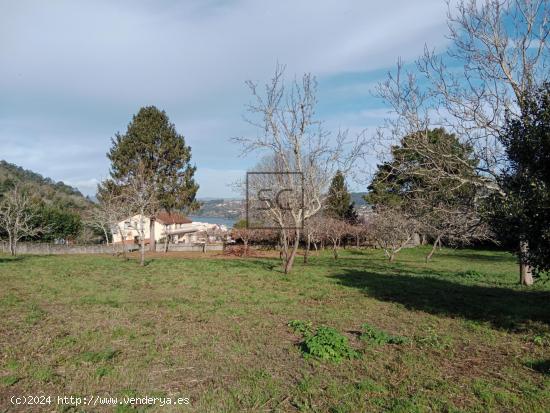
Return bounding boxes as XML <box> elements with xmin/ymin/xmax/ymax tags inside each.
<box><xmin>156</xmin><ymin>212</ymin><xmax>192</xmax><ymax>225</ymax></box>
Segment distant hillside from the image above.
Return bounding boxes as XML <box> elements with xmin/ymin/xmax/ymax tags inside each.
<box><xmin>193</xmin><ymin>193</ymin><xmax>368</xmax><ymax>219</ymax></box>
<box><xmin>0</xmin><ymin>160</ymin><xmax>94</xmax><ymax>210</ymax></box>
<box><xmin>194</xmin><ymin>198</ymin><xmax>244</xmax><ymax>219</ymax></box>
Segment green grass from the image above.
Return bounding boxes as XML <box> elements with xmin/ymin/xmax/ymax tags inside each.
<box><xmin>0</xmin><ymin>246</ymin><xmax>549</xmax><ymax>412</ymax></box>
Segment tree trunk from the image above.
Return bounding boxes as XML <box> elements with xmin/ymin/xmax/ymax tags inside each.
<box><xmin>120</xmin><ymin>225</ymin><xmax>128</xmax><ymax>258</ymax></box>
<box><xmin>332</xmin><ymin>241</ymin><xmax>338</xmax><ymax>260</ymax></box>
<box><xmin>389</xmin><ymin>252</ymin><xmax>395</xmax><ymax>262</ymax></box>
<box><xmin>140</xmin><ymin>236</ymin><xmax>145</xmax><ymax>266</ymax></box>
<box><xmin>283</xmin><ymin>231</ymin><xmax>300</xmax><ymax>274</ymax></box>
<box><xmin>8</xmin><ymin>233</ymin><xmax>15</xmax><ymax>256</ymax></box>
<box><xmin>164</xmin><ymin>228</ymin><xmax>169</xmax><ymax>253</ymax></box>
<box><xmin>280</xmin><ymin>231</ymin><xmax>288</xmax><ymax>264</ymax></box>
<box><xmin>149</xmin><ymin>216</ymin><xmax>156</xmax><ymax>252</ymax></box>
<box><xmin>425</xmin><ymin>235</ymin><xmax>442</xmax><ymax>263</ymax></box>
<box><xmin>519</xmin><ymin>239</ymin><xmax>534</xmax><ymax>286</ymax></box>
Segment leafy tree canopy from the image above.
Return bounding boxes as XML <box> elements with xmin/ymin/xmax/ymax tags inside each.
<box><xmin>490</xmin><ymin>83</ymin><xmax>550</xmax><ymax>274</ymax></box>
<box><xmin>106</xmin><ymin>106</ymin><xmax>199</xmax><ymax>213</ymax></box>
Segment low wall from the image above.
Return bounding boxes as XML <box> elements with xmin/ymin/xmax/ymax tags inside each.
<box><xmin>0</xmin><ymin>242</ymin><xmax>136</xmax><ymax>255</ymax></box>
<box><xmin>156</xmin><ymin>243</ymin><xmax>225</xmax><ymax>252</ymax></box>
<box><xmin>0</xmin><ymin>241</ymin><xmax>224</xmax><ymax>255</ymax></box>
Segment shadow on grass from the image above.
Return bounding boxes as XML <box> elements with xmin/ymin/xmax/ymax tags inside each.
<box><xmin>525</xmin><ymin>359</ymin><xmax>550</xmax><ymax>375</ymax></box>
<box><xmin>443</xmin><ymin>252</ymin><xmax>515</xmax><ymax>263</ymax></box>
<box><xmin>331</xmin><ymin>269</ymin><xmax>550</xmax><ymax>332</ymax></box>
<box><xmin>0</xmin><ymin>255</ymin><xmax>26</xmax><ymax>263</ymax></box>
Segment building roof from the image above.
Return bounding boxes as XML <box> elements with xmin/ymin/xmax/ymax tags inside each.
<box><xmin>156</xmin><ymin>211</ymin><xmax>192</xmax><ymax>225</ymax></box>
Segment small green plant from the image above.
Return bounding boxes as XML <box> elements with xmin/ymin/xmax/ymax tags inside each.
<box><xmin>32</xmin><ymin>367</ymin><xmax>55</xmax><ymax>384</ymax></box>
<box><xmin>531</xmin><ymin>333</ymin><xmax>550</xmax><ymax>347</ymax></box>
<box><xmin>415</xmin><ymin>327</ymin><xmax>452</xmax><ymax>350</ymax></box>
<box><xmin>302</xmin><ymin>326</ymin><xmax>359</xmax><ymax>362</ymax></box>
<box><xmin>1</xmin><ymin>375</ymin><xmax>19</xmax><ymax>386</ymax></box>
<box><xmin>288</xmin><ymin>320</ymin><xmax>313</xmax><ymax>337</ymax></box>
<box><xmin>25</xmin><ymin>303</ymin><xmax>46</xmax><ymax>325</ymax></box>
<box><xmin>361</xmin><ymin>323</ymin><xmax>408</xmax><ymax>345</ymax></box>
<box><xmin>459</xmin><ymin>270</ymin><xmax>483</xmax><ymax>278</ymax></box>
<box><xmin>95</xmin><ymin>365</ymin><xmax>113</xmax><ymax>378</ymax></box>
<box><xmin>81</xmin><ymin>348</ymin><xmax>119</xmax><ymax>363</ymax></box>
<box><xmin>289</xmin><ymin>321</ymin><xmax>358</xmax><ymax>362</ymax></box>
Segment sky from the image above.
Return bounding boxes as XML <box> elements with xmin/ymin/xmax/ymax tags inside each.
<box><xmin>0</xmin><ymin>0</ymin><xmax>452</xmax><ymax>198</ymax></box>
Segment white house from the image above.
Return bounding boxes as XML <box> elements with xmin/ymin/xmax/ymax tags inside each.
<box><xmin>112</xmin><ymin>212</ymin><xmax>228</xmax><ymax>245</ymax></box>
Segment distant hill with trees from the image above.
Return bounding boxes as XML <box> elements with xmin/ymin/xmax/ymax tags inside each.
<box><xmin>0</xmin><ymin>160</ymin><xmax>93</xmax><ymax>210</ymax></box>
<box><xmin>0</xmin><ymin>160</ymin><xmax>97</xmax><ymax>245</ymax></box>
<box><xmin>193</xmin><ymin>198</ymin><xmax>244</xmax><ymax>219</ymax></box>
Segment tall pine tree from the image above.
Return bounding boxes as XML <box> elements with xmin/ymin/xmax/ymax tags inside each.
<box><xmin>106</xmin><ymin>106</ymin><xmax>199</xmax><ymax>251</ymax></box>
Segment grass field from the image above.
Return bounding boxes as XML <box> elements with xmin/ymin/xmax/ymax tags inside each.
<box><xmin>1</xmin><ymin>247</ymin><xmax>549</xmax><ymax>412</ymax></box>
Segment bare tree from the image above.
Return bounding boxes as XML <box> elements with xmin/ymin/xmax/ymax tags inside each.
<box><xmin>0</xmin><ymin>186</ymin><xmax>41</xmax><ymax>256</ymax></box>
<box><xmin>231</xmin><ymin>227</ymin><xmax>253</xmax><ymax>256</ymax></box>
<box><xmin>320</xmin><ymin>216</ymin><xmax>350</xmax><ymax>260</ymax></box>
<box><xmin>421</xmin><ymin>201</ymin><xmax>492</xmax><ymax>262</ymax></box>
<box><xmin>123</xmin><ymin>164</ymin><xmax>159</xmax><ymax>266</ymax></box>
<box><xmin>235</xmin><ymin>64</ymin><xmax>366</xmax><ymax>274</ymax></box>
<box><xmin>303</xmin><ymin>214</ymin><xmax>324</xmax><ymax>263</ymax></box>
<box><xmin>348</xmin><ymin>217</ymin><xmax>373</xmax><ymax>248</ymax></box>
<box><xmin>371</xmin><ymin>207</ymin><xmax>419</xmax><ymax>262</ymax></box>
<box><xmin>86</xmin><ymin>207</ymin><xmax>111</xmax><ymax>245</ymax></box>
<box><xmin>95</xmin><ymin>182</ymin><xmax>133</xmax><ymax>257</ymax></box>
<box><xmin>419</xmin><ymin>0</ymin><xmax>550</xmax><ymax>170</ymax></box>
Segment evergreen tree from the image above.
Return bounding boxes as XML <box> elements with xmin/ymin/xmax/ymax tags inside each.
<box><xmin>365</xmin><ymin>128</ymin><xmax>480</xmax><ymax>210</ymax></box>
<box><xmin>490</xmin><ymin>83</ymin><xmax>550</xmax><ymax>279</ymax></box>
<box><xmin>105</xmin><ymin>106</ymin><xmax>199</xmax><ymax>251</ymax></box>
<box><xmin>326</xmin><ymin>170</ymin><xmax>357</xmax><ymax>222</ymax></box>
<box><xmin>365</xmin><ymin>128</ymin><xmax>488</xmax><ymax>260</ymax></box>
